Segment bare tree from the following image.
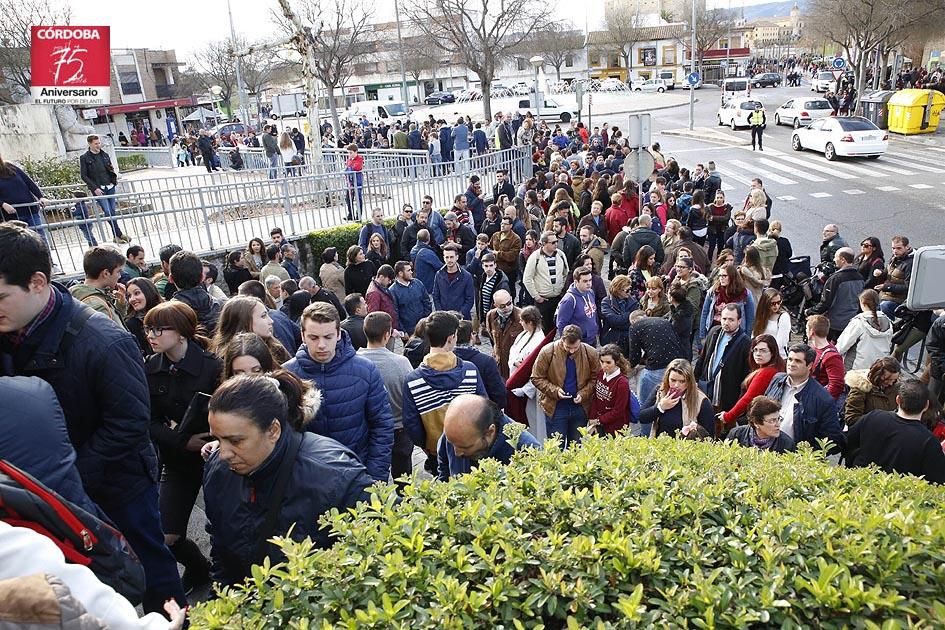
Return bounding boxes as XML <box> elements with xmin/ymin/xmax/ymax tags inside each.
<box><xmin>807</xmin><ymin>0</ymin><xmax>945</xmax><ymax>109</ymax></box>
<box><xmin>191</xmin><ymin>40</ymin><xmax>237</xmax><ymax>111</ymax></box>
<box><xmin>274</xmin><ymin>0</ymin><xmax>374</xmax><ymax>139</ymax></box>
<box><xmin>398</xmin><ymin>32</ymin><xmax>439</xmax><ymax>97</ymax></box>
<box><xmin>678</xmin><ymin>0</ymin><xmax>738</xmax><ymax>77</ymax></box>
<box><xmin>231</xmin><ymin>37</ymin><xmax>280</xmax><ymax>120</ymax></box>
<box><xmin>527</xmin><ymin>22</ymin><xmax>583</xmax><ymax>82</ymax></box>
<box><xmin>0</xmin><ymin>0</ymin><xmax>71</xmax><ymax>104</ymax></box>
<box><xmin>604</xmin><ymin>2</ymin><xmax>645</xmax><ymax>81</ymax></box>
<box><xmin>405</xmin><ymin>0</ymin><xmax>549</xmax><ymax>121</ymax></box>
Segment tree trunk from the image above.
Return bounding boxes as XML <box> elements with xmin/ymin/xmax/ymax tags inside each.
<box><xmin>328</xmin><ymin>86</ymin><xmax>342</xmax><ymax>141</ymax></box>
<box><xmin>556</xmin><ymin>66</ymin><xmax>562</xmax><ymax>81</ymax></box>
<box><xmin>480</xmin><ymin>66</ymin><xmax>494</xmax><ymax>122</ymax></box>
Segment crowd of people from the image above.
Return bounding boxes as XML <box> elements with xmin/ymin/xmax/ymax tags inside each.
<box><xmin>3</xmin><ymin>115</ymin><xmax>945</xmax><ymax>627</ymax></box>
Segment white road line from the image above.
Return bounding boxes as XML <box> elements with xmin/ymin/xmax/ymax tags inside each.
<box><xmin>728</xmin><ymin>159</ymin><xmax>797</xmax><ymax>185</ymax></box>
<box><xmin>886</xmin><ymin>151</ymin><xmax>945</xmax><ymax>170</ymax></box>
<box><xmin>876</xmin><ymin>185</ymin><xmax>900</xmax><ymax>191</ymax></box>
<box><xmin>909</xmin><ymin>183</ymin><xmax>935</xmax><ymax>189</ymax></box>
<box><xmin>770</xmin><ymin>153</ymin><xmax>859</xmax><ymax>179</ymax></box>
<box><xmin>880</xmin><ymin>155</ymin><xmax>945</xmax><ymax>173</ymax></box>
<box><xmin>753</xmin><ymin>146</ymin><xmax>786</xmax><ymax>156</ymax></box>
<box><xmin>758</xmin><ymin>157</ymin><xmax>827</xmax><ymax>182</ymax></box>
<box><xmin>721</xmin><ymin>182</ymin><xmax>736</xmax><ymax>191</ymax></box>
<box><xmin>869</xmin><ymin>161</ymin><xmax>917</xmax><ymax>176</ymax></box>
<box><xmin>810</xmin><ymin>192</ymin><xmax>832</xmax><ymax>198</ymax></box>
<box><xmin>843</xmin><ymin>189</ymin><xmax>865</xmax><ymax>195</ymax></box>
<box><xmin>718</xmin><ymin>166</ymin><xmax>754</xmax><ymax>186</ymax></box>
<box><xmin>820</xmin><ymin>159</ymin><xmax>889</xmax><ymax>177</ymax></box>
<box><xmin>777</xmin><ymin>195</ymin><xmax>797</xmax><ymax>201</ymax></box>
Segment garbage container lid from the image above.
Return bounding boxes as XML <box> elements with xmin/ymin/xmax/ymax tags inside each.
<box><xmin>888</xmin><ymin>89</ymin><xmax>945</xmax><ymax>107</ymax></box>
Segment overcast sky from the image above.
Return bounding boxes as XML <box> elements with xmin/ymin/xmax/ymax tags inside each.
<box><xmin>70</xmin><ymin>0</ymin><xmax>776</xmax><ymax>63</ymax></box>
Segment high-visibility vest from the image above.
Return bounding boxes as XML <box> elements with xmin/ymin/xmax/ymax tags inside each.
<box><xmin>750</xmin><ymin>110</ymin><xmax>764</xmax><ymax>126</ymax></box>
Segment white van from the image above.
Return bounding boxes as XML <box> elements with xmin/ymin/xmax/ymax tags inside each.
<box><xmin>721</xmin><ymin>78</ymin><xmax>751</xmax><ymax>102</ymax></box>
<box><xmin>517</xmin><ymin>98</ymin><xmax>579</xmax><ymax>123</ymax></box>
<box><xmin>346</xmin><ymin>100</ymin><xmax>410</xmax><ymax>125</ymax></box>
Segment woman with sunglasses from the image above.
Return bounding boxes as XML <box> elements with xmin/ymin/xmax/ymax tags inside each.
<box><xmin>143</xmin><ymin>301</ymin><xmax>222</xmax><ymax>593</ymax></box>
<box><xmin>854</xmin><ymin>236</ymin><xmax>886</xmax><ymax>291</ymax></box>
<box><xmin>752</xmin><ymin>288</ymin><xmax>791</xmax><ymax>357</ymax></box>
<box><xmin>725</xmin><ymin>396</ymin><xmax>796</xmax><ymax>453</ymax></box>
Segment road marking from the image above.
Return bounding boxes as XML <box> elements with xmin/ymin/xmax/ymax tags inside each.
<box><xmin>818</xmin><ymin>159</ymin><xmax>887</xmax><ymax>177</ymax></box>
<box><xmin>909</xmin><ymin>183</ymin><xmax>934</xmax><ymax>189</ymax></box>
<box><xmin>728</xmin><ymin>159</ymin><xmax>797</xmax><ymax>185</ymax></box>
<box><xmin>753</xmin><ymin>146</ymin><xmax>786</xmax><ymax>156</ymax></box>
<box><xmin>718</xmin><ymin>166</ymin><xmax>754</xmax><ymax>186</ymax></box>
<box><xmin>869</xmin><ymin>161</ymin><xmax>917</xmax><ymax>176</ymax></box>
<box><xmin>843</xmin><ymin>189</ymin><xmax>865</xmax><ymax>195</ymax></box>
<box><xmin>810</xmin><ymin>192</ymin><xmax>832</xmax><ymax>198</ymax></box>
<box><xmin>881</xmin><ymin>155</ymin><xmax>945</xmax><ymax>173</ymax></box>
<box><xmin>758</xmin><ymin>157</ymin><xmax>827</xmax><ymax>181</ymax></box>
<box><xmin>770</xmin><ymin>153</ymin><xmax>859</xmax><ymax>179</ymax></box>
<box><xmin>777</xmin><ymin>195</ymin><xmax>797</xmax><ymax>201</ymax></box>
<box><xmin>721</xmin><ymin>182</ymin><xmax>736</xmax><ymax>191</ymax></box>
<box><xmin>876</xmin><ymin>185</ymin><xmax>900</xmax><ymax>191</ymax></box>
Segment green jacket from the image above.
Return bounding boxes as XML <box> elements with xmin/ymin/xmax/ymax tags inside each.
<box><xmin>68</xmin><ymin>283</ymin><xmax>126</xmax><ymax>326</ymax></box>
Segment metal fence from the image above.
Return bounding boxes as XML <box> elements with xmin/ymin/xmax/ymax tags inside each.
<box><xmin>17</xmin><ymin>146</ymin><xmax>532</xmax><ymax>277</ymax></box>
<box><xmin>113</xmin><ymin>147</ymin><xmax>175</xmax><ymax>168</ymax></box>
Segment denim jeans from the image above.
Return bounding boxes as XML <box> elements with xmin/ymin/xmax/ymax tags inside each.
<box><xmin>72</xmin><ymin>201</ymin><xmax>98</xmax><ymax>246</ymax></box>
<box><xmin>546</xmin><ymin>399</ymin><xmax>586</xmax><ymax>449</ymax></box>
<box><xmin>94</xmin><ymin>189</ymin><xmax>124</xmax><ymax>238</ymax></box>
<box><xmin>267</xmin><ymin>153</ymin><xmax>279</xmax><ymax>179</ymax></box>
<box><xmin>638</xmin><ymin>368</ymin><xmax>665</xmax><ymax>410</ymax></box>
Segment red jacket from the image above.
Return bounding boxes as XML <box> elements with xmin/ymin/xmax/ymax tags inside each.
<box><xmin>590</xmin><ymin>370</ymin><xmax>631</xmax><ymax>434</ymax></box>
<box><xmin>812</xmin><ymin>344</ymin><xmax>846</xmax><ymax>399</ymax></box>
<box><xmin>605</xmin><ymin>196</ymin><xmax>637</xmax><ymax>243</ymax></box>
<box><xmin>721</xmin><ymin>366</ymin><xmax>779</xmax><ymax>424</ymax></box>
<box><xmin>365</xmin><ymin>280</ymin><xmax>398</xmax><ymax>330</ymax></box>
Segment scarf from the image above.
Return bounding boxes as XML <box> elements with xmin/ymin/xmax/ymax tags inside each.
<box><xmin>749</xmin><ymin>425</ymin><xmax>777</xmax><ymax>450</ymax></box>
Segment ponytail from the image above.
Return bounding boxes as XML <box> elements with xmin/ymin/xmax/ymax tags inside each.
<box><xmin>270</xmin><ymin>368</ymin><xmax>321</xmax><ymax>431</ymax></box>
<box><xmin>859</xmin><ymin>289</ymin><xmax>881</xmax><ymax>329</ymax></box>
<box><xmin>209</xmin><ymin>369</ymin><xmax>321</xmax><ymax>432</ymax></box>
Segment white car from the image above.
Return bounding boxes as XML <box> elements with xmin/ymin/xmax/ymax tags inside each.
<box><xmin>633</xmin><ymin>78</ymin><xmax>666</xmax><ymax>93</ymax></box>
<box><xmin>774</xmin><ymin>97</ymin><xmax>833</xmax><ymax>128</ymax></box>
<box><xmin>516</xmin><ymin>97</ymin><xmax>579</xmax><ymax>123</ymax></box>
<box><xmin>791</xmin><ymin>116</ymin><xmax>888</xmax><ymax>161</ymax></box>
<box><xmin>717</xmin><ymin>97</ymin><xmax>765</xmax><ymax>130</ymax></box>
<box><xmin>811</xmin><ymin>71</ymin><xmax>836</xmax><ymax>93</ymax></box>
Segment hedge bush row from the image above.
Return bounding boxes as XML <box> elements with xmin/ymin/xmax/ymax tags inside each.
<box><xmin>190</xmin><ymin>432</ymin><xmax>945</xmax><ymax>629</ymax></box>
<box><xmin>19</xmin><ymin>156</ymin><xmax>83</xmax><ymax>198</ymax></box>
<box><xmin>116</xmin><ymin>153</ymin><xmax>148</xmax><ymax>171</ymax></box>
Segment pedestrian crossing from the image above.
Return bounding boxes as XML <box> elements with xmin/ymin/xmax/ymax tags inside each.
<box><xmin>709</xmin><ymin>146</ymin><xmax>945</xmax><ymax>201</ymax></box>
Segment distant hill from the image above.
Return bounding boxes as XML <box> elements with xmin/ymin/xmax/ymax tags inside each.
<box><xmin>740</xmin><ymin>0</ymin><xmax>808</xmax><ymax>20</ymax></box>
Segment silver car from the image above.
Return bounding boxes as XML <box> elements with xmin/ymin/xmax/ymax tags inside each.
<box><xmin>774</xmin><ymin>98</ymin><xmax>833</xmax><ymax>128</ymax></box>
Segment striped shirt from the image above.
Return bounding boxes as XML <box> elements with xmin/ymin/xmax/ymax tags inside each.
<box><xmin>545</xmin><ymin>254</ymin><xmax>559</xmax><ymax>286</ymax></box>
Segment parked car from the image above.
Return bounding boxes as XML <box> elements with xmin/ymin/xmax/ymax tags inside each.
<box><xmin>791</xmin><ymin>116</ymin><xmax>888</xmax><ymax>161</ymax></box>
<box><xmin>751</xmin><ymin>72</ymin><xmax>783</xmax><ymax>88</ymax></box>
<box><xmin>658</xmin><ymin>71</ymin><xmax>676</xmax><ymax>90</ymax></box>
<box><xmin>774</xmin><ymin>97</ymin><xmax>833</xmax><ymax>128</ymax></box>
<box><xmin>424</xmin><ymin>91</ymin><xmax>455</xmax><ymax>105</ymax></box>
<box><xmin>633</xmin><ymin>78</ymin><xmax>667</xmax><ymax>93</ymax></box>
<box><xmin>717</xmin><ymin>97</ymin><xmax>765</xmax><ymax>130</ymax></box>
<box><xmin>213</xmin><ymin>122</ymin><xmax>254</xmax><ymax>139</ymax></box>
<box><xmin>811</xmin><ymin>71</ymin><xmax>837</xmax><ymax>93</ymax></box>
<box><xmin>516</xmin><ymin>97</ymin><xmax>579</xmax><ymax>123</ymax></box>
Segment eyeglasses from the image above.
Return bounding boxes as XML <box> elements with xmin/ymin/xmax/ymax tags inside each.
<box><xmin>770</xmin><ymin>299</ymin><xmax>782</xmax><ymax>306</ymax></box>
<box><xmin>760</xmin><ymin>417</ymin><xmax>781</xmax><ymax>426</ymax></box>
<box><xmin>495</xmin><ymin>301</ymin><xmax>512</xmax><ymax>309</ymax></box>
<box><xmin>145</xmin><ymin>326</ymin><xmax>175</xmax><ymax>337</ymax></box>
<box><xmin>545</xmin><ymin>240</ymin><xmax>558</xmax><ymax>245</ymax></box>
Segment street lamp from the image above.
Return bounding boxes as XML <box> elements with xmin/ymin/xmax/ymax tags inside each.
<box><xmin>530</xmin><ymin>55</ymin><xmax>544</xmax><ymax>111</ymax></box>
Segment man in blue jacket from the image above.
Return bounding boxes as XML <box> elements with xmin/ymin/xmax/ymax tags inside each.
<box><xmin>284</xmin><ymin>301</ymin><xmax>394</xmax><ymax>482</ymax></box>
<box><xmin>464</xmin><ymin>175</ymin><xmax>486</xmax><ymax>228</ymax></box>
<box><xmin>556</xmin><ymin>265</ymin><xmax>599</xmax><ymax>344</ymax></box>
<box><xmin>453</xmin><ymin>117</ymin><xmax>470</xmax><ymax>172</ymax></box>
<box><xmin>764</xmin><ymin>343</ymin><xmax>845</xmax><ymax>452</ymax></box>
<box><xmin>411</xmin><ymin>229</ymin><xmax>442</xmax><ymax>295</ymax></box>
<box><xmin>358</xmin><ymin>207</ymin><xmax>393</xmax><ymax>253</ymax></box>
<box><xmin>432</xmin><ymin>244</ymin><xmax>474</xmax><ymax>320</ymax></box>
<box><xmin>454</xmin><ymin>319</ymin><xmax>507</xmax><ymax>409</ymax></box>
<box><xmin>389</xmin><ymin>260</ymin><xmax>432</xmax><ymax>338</ymax></box>
<box><xmin>0</xmin><ymin>224</ymin><xmax>184</xmax><ymax>612</ymax></box>
<box><xmin>437</xmin><ymin>394</ymin><xmax>540</xmax><ymax>480</ymax></box>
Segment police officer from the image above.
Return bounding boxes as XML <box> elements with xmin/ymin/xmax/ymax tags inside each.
<box><xmin>750</xmin><ymin>104</ymin><xmax>766</xmax><ymax>151</ymax></box>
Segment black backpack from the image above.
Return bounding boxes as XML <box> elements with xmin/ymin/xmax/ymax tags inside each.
<box><xmin>0</xmin><ymin>459</ymin><xmax>146</xmax><ymax>604</ymax></box>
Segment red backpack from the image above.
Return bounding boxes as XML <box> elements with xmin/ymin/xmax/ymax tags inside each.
<box><xmin>0</xmin><ymin>459</ymin><xmax>146</xmax><ymax>604</ymax></box>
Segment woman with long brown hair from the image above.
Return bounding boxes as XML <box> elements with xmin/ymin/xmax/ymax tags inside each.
<box><xmin>143</xmin><ymin>301</ymin><xmax>222</xmax><ymax>591</ymax></box>
<box><xmin>843</xmin><ymin>357</ymin><xmax>901</xmax><ymax>427</ymax></box>
<box><xmin>213</xmin><ymin>296</ymin><xmax>291</xmax><ymax>363</ymax></box>
<box><xmin>698</xmin><ymin>262</ymin><xmax>755</xmax><ymax>343</ymax></box>
<box><xmin>638</xmin><ymin>358</ymin><xmax>715</xmax><ymax>438</ymax></box>
<box><xmin>718</xmin><ymin>334</ymin><xmax>785</xmax><ymax>429</ymax></box>
<box><xmin>628</xmin><ymin>245</ymin><xmax>657</xmax><ymax>301</ymax></box>
<box><xmin>588</xmin><ymin>344</ymin><xmax>635</xmax><ymax>436</ymax></box>
<box><xmin>752</xmin><ymin>288</ymin><xmax>791</xmax><ymax>358</ymax></box>
<box><xmin>738</xmin><ymin>244</ymin><xmax>771</xmax><ymax>304</ymax></box>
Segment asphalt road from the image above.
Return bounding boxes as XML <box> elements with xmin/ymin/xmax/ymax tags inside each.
<box><xmin>644</xmin><ymin>83</ymin><xmax>945</xmax><ymax>260</ymax></box>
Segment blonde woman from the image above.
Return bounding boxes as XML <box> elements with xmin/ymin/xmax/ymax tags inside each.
<box><xmin>745</xmin><ymin>188</ymin><xmax>768</xmax><ymax>223</ymax></box>
<box><xmin>278</xmin><ymin>131</ymin><xmax>296</xmax><ymax>176</ymax></box>
<box><xmin>738</xmin><ymin>244</ymin><xmax>771</xmax><ymax>304</ymax></box>
<box><xmin>638</xmin><ymin>358</ymin><xmax>715</xmax><ymax>438</ymax></box>
<box><xmin>662</xmin><ymin>219</ymin><xmax>682</xmax><ymax>249</ymax></box>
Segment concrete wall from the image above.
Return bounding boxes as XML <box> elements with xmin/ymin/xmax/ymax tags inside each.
<box><xmin>0</xmin><ymin>104</ymin><xmax>65</xmax><ymax>161</ymax></box>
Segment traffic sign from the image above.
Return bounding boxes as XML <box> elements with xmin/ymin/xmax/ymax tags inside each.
<box><xmin>832</xmin><ymin>57</ymin><xmax>846</xmax><ymax>70</ymax></box>
<box><xmin>686</xmin><ymin>72</ymin><xmax>700</xmax><ymax>86</ymax></box>
<box><xmin>831</xmin><ymin>69</ymin><xmax>845</xmax><ymax>81</ymax></box>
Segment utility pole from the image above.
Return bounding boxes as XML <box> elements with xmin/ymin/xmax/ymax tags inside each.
<box><xmin>689</xmin><ymin>0</ymin><xmax>697</xmax><ymax>130</ymax></box>
<box><xmin>276</xmin><ymin>0</ymin><xmax>324</xmax><ymax>169</ymax></box>
<box><xmin>393</xmin><ymin>0</ymin><xmax>410</xmax><ymax>105</ymax></box>
<box><xmin>227</xmin><ymin>0</ymin><xmax>249</xmax><ymax>125</ymax></box>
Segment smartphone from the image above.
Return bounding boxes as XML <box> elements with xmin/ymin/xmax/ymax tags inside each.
<box><xmin>668</xmin><ymin>387</ymin><xmax>682</xmax><ymax>398</ymax></box>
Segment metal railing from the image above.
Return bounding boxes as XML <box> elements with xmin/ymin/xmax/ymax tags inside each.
<box><xmin>114</xmin><ymin>147</ymin><xmax>174</xmax><ymax>168</ymax></box>
<box><xmin>19</xmin><ymin>146</ymin><xmax>532</xmax><ymax>277</ymax></box>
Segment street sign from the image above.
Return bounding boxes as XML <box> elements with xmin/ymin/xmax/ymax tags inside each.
<box><xmin>686</xmin><ymin>72</ymin><xmax>700</xmax><ymax>86</ymax></box>
<box><xmin>832</xmin><ymin>69</ymin><xmax>845</xmax><ymax>81</ymax></box>
<box><xmin>574</xmin><ymin>82</ymin><xmax>585</xmax><ymax>106</ymax></box>
<box><xmin>832</xmin><ymin>57</ymin><xmax>846</xmax><ymax>70</ymax></box>
<box><xmin>627</xmin><ymin>113</ymin><xmax>652</xmax><ymax>148</ymax></box>
<box><xmin>623</xmin><ymin>150</ymin><xmax>656</xmax><ymax>186</ymax></box>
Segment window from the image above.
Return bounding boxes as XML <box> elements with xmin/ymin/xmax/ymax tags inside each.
<box><xmin>719</xmin><ymin>38</ymin><xmax>730</xmax><ymax>49</ymax></box>
<box><xmin>610</xmin><ymin>54</ymin><xmax>621</xmax><ymax>68</ymax></box>
<box><xmin>662</xmin><ymin>46</ymin><xmax>676</xmax><ymax>65</ymax></box>
<box><xmin>565</xmin><ymin>54</ymin><xmax>574</xmax><ymax>68</ymax></box>
<box><xmin>517</xmin><ymin>57</ymin><xmax>527</xmax><ymax>71</ymax></box>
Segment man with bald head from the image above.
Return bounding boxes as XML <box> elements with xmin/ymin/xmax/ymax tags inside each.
<box><xmin>485</xmin><ymin>288</ymin><xmax>523</xmax><ymax>379</ymax></box>
<box><xmin>437</xmin><ymin>394</ymin><xmax>541</xmax><ymax>480</ymax></box>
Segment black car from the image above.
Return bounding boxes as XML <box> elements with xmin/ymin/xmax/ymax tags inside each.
<box><xmin>424</xmin><ymin>91</ymin><xmax>455</xmax><ymax>105</ymax></box>
<box><xmin>751</xmin><ymin>72</ymin><xmax>782</xmax><ymax>88</ymax></box>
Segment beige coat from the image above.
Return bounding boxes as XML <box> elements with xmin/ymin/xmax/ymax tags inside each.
<box><xmin>318</xmin><ymin>262</ymin><xmax>346</xmax><ymax>301</ymax></box>
<box><xmin>531</xmin><ymin>340</ymin><xmax>600</xmax><ymax>416</ymax></box>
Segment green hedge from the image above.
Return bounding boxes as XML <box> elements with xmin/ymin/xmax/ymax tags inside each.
<box><xmin>116</xmin><ymin>153</ymin><xmax>148</xmax><ymax>171</ymax></box>
<box><xmin>190</xmin><ymin>433</ymin><xmax>945</xmax><ymax>628</ymax></box>
<box><xmin>19</xmin><ymin>156</ymin><xmax>83</xmax><ymax>198</ymax></box>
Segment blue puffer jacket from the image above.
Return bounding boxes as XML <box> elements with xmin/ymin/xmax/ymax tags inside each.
<box><xmin>203</xmin><ymin>428</ymin><xmax>373</xmax><ymax>586</ymax></box>
<box><xmin>389</xmin><ymin>279</ymin><xmax>432</xmax><ymax>337</ymax></box>
<box><xmin>432</xmin><ymin>266</ymin><xmax>474</xmax><ymax>319</ymax></box>
<box><xmin>0</xmin><ymin>286</ymin><xmax>157</xmax><ymax>509</ymax></box>
<box><xmin>412</xmin><ymin>243</ymin><xmax>441</xmax><ymax>295</ymax></box>
<box><xmin>0</xmin><ymin>376</ymin><xmax>102</xmax><ymax>517</ymax></box>
<box><xmin>454</xmin><ymin>345</ymin><xmax>507</xmax><ymax>409</ymax></box>
<box><xmin>600</xmin><ymin>294</ymin><xmax>639</xmax><ymax>349</ymax></box>
<box><xmin>283</xmin><ymin>330</ymin><xmax>394</xmax><ymax>481</ymax></box>
<box><xmin>270</xmin><ymin>309</ymin><xmax>301</xmax><ymax>356</ymax></box>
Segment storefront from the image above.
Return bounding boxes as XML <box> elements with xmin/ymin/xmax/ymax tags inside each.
<box><xmin>88</xmin><ymin>97</ymin><xmax>195</xmax><ymax>144</ymax></box>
